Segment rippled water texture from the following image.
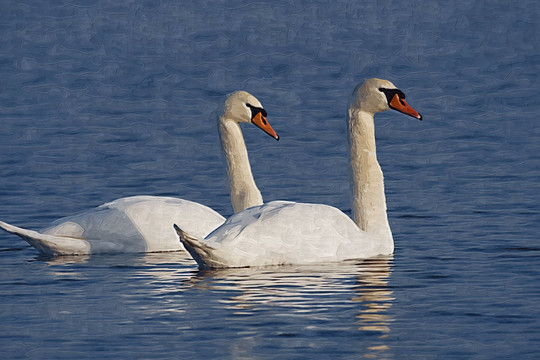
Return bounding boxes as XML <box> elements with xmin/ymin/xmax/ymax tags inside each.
<box><xmin>1</xmin><ymin>0</ymin><xmax>539</xmax><ymax>358</ymax></box>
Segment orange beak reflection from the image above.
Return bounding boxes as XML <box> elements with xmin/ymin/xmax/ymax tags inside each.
<box><xmin>389</xmin><ymin>94</ymin><xmax>423</xmax><ymax>120</ymax></box>
<box><xmin>252</xmin><ymin>112</ymin><xmax>280</xmax><ymax>140</ymax></box>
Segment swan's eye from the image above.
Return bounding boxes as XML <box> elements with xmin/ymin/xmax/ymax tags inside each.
<box><xmin>379</xmin><ymin>88</ymin><xmax>394</xmax><ymax>104</ymax></box>
<box><xmin>246</xmin><ymin>103</ymin><xmax>267</xmax><ymax>119</ymax></box>
<box><xmin>380</xmin><ymin>88</ymin><xmax>406</xmax><ymax>105</ymax></box>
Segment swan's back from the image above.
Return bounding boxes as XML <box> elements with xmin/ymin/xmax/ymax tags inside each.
<box><xmin>201</xmin><ymin>201</ymin><xmax>389</xmax><ymax>267</ymax></box>
<box><xmin>43</xmin><ymin>196</ymin><xmax>225</xmax><ymax>253</ymax></box>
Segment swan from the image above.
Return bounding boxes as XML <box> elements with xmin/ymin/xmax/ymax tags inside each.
<box><xmin>0</xmin><ymin>91</ymin><xmax>279</xmax><ymax>255</ymax></box>
<box><xmin>175</xmin><ymin>78</ymin><xmax>422</xmax><ymax>268</ymax></box>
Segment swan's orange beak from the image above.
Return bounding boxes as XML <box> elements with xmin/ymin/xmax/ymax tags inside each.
<box><xmin>252</xmin><ymin>112</ymin><xmax>280</xmax><ymax>140</ymax></box>
<box><xmin>389</xmin><ymin>94</ymin><xmax>423</xmax><ymax>121</ymax></box>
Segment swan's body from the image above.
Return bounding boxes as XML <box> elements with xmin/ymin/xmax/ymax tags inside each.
<box><xmin>0</xmin><ymin>91</ymin><xmax>279</xmax><ymax>255</ymax></box>
<box><xmin>176</xmin><ymin>201</ymin><xmax>390</xmax><ymax>268</ymax></box>
<box><xmin>176</xmin><ymin>78</ymin><xmax>422</xmax><ymax>268</ymax></box>
<box><xmin>1</xmin><ymin>196</ymin><xmax>224</xmax><ymax>255</ymax></box>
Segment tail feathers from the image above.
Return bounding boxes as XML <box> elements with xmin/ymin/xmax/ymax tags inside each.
<box><xmin>0</xmin><ymin>220</ymin><xmax>90</xmax><ymax>255</ymax></box>
<box><xmin>173</xmin><ymin>224</ymin><xmax>226</xmax><ymax>269</ymax></box>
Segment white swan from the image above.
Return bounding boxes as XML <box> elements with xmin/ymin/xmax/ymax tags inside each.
<box><xmin>175</xmin><ymin>78</ymin><xmax>422</xmax><ymax>268</ymax></box>
<box><xmin>0</xmin><ymin>91</ymin><xmax>279</xmax><ymax>255</ymax></box>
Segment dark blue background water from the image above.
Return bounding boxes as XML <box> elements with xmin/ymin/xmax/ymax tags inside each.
<box><xmin>1</xmin><ymin>1</ymin><xmax>539</xmax><ymax>358</ymax></box>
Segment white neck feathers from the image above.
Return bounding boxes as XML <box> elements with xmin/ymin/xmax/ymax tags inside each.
<box><xmin>348</xmin><ymin>108</ymin><xmax>393</xmax><ymax>242</ymax></box>
<box><xmin>220</xmin><ymin>116</ymin><xmax>263</xmax><ymax>213</ymax></box>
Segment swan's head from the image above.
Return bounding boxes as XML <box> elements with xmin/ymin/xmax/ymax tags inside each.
<box><xmin>223</xmin><ymin>91</ymin><xmax>279</xmax><ymax>140</ymax></box>
<box><xmin>351</xmin><ymin>78</ymin><xmax>422</xmax><ymax>120</ymax></box>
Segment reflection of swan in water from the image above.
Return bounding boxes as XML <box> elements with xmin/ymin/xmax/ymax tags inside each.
<box><xmin>188</xmin><ymin>256</ymin><xmax>394</xmax><ymax>357</ymax></box>
<box><xmin>36</xmin><ymin>254</ymin><xmax>394</xmax><ymax>358</ymax></box>
<box><xmin>39</xmin><ymin>251</ymin><xmax>197</xmax><ymax>287</ymax></box>
<box><xmin>351</xmin><ymin>258</ymin><xmax>394</xmax><ymax>358</ymax></box>
<box><xmin>352</xmin><ymin>258</ymin><xmax>394</xmax><ymax>334</ymax></box>
<box><xmin>38</xmin><ymin>251</ymin><xmax>195</xmax><ymax>267</ymax></box>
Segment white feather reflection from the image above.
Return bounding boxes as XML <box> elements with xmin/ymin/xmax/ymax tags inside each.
<box><xmin>38</xmin><ymin>253</ymin><xmax>394</xmax><ymax>359</ymax></box>
<box><xmin>187</xmin><ymin>256</ymin><xmax>394</xmax><ymax>358</ymax></box>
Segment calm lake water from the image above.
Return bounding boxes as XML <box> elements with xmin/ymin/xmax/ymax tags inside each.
<box><xmin>1</xmin><ymin>0</ymin><xmax>539</xmax><ymax>358</ymax></box>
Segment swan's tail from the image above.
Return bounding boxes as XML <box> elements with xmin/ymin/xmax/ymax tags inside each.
<box><xmin>173</xmin><ymin>224</ymin><xmax>226</xmax><ymax>269</ymax></box>
<box><xmin>0</xmin><ymin>220</ymin><xmax>90</xmax><ymax>255</ymax></box>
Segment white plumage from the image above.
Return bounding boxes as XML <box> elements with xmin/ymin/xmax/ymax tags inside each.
<box><xmin>178</xmin><ymin>201</ymin><xmax>389</xmax><ymax>268</ymax></box>
<box><xmin>177</xmin><ymin>79</ymin><xmax>422</xmax><ymax>268</ymax></box>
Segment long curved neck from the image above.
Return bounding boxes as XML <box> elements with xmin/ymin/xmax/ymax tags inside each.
<box><xmin>220</xmin><ymin>116</ymin><xmax>263</xmax><ymax>213</ymax></box>
<box><xmin>349</xmin><ymin>108</ymin><xmax>393</xmax><ymax>242</ymax></box>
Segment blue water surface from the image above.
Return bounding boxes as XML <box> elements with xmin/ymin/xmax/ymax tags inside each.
<box><xmin>1</xmin><ymin>0</ymin><xmax>539</xmax><ymax>358</ymax></box>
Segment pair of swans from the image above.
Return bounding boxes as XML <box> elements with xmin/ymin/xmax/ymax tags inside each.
<box><xmin>0</xmin><ymin>78</ymin><xmax>422</xmax><ymax>268</ymax></box>
<box><xmin>175</xmin><ymin>78</ymin><xmax>422</xmax><ymax>268</ymax></box>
